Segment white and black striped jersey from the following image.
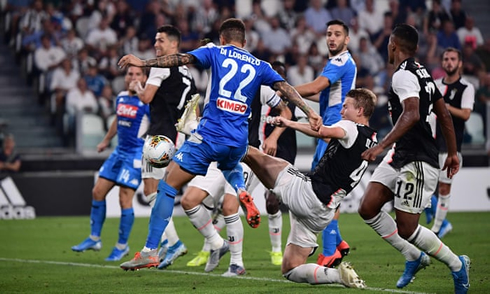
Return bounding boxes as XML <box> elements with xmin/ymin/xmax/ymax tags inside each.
<box><xmin>308</xmin><ymin>120</ymin><xmax>377</xmax><ymax>205</ymax></box>
<box><xmin>388</xmin><ymin>57</ymin><xmax>443</xmax><ymax>169</ymax></box>
<box><xmin>146</xmin><ymin>66</ymin><xmax>197</xmax><ymax>142</ymax></box>
<box><xmin>434</xmin><ymin>77</ymin><xmax>475</xmax><ymax>152</ymax></box>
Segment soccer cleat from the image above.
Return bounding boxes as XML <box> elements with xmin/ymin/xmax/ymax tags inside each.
<box><xmin>338</xmin><ymin>262</ymin><xmax>366</xmax><ymax>288</ymax></box>
<box><xmin>205</xmin><ymin>240</ymin><xmax>230</xmax><ymax>272</ymax></box>
<box><xmin>337</xmin><ymin>240</ymin><xmax>350</xmax><ymax>257</ymax></box>
<box><xmin>105</xmin><ymin>246</ymin><xmax>130</xmax><ymax>261</ymax></box>
<box><xmin>238</xmin><ymin>190</ymin><xmax>261</xmax><ymax>228</ymax></box>
<box><xmin>71</xmin><ymin>237</ymin><xmax>102</xmax><ymax>252</ymax></box>
<box><xmin>317</xmin><ymin>249</ymin><xmax>343</xmax><ymax>268</ymax></box>
<box><xmin>270</xmin><ymin>251</ymin><xmax>283</xmax><ymax>266</ymax></box>
<box><xmin>438</xmin><ymin>220</ymin><xmax>453</xmax><ymax>239</ymax></box>
<box><xmin>176</xmin><ymin>93</ymin><xmax>200</xmax><ymax>135</ymax></box>
<box><xmin>157</xmin><ymin>241</ymin><xmax>188</xmax><ymax>269</ymax></box>
<box><xmin>187</xmin><ymin>251</ymin><xmax>210</xmax><ymax>267</ymax></box>
<box><xmin>120</xmin><ymin>249</ymin><xmax>159</xmax><ymax>271</ymax></box>
<box><xmin>222</xmin><ymin>264</ymin><xmax>246</xmax><ymax>277</ymax></box>
<box><xmin>158</xmin><ymin>240</ymin><xmax>169</xmax><ymax>262</ymax></box>
<box><xmin>396</xmin><ymin>252</ymin><xmax>431</xmax><ymax>288</ymax></box>
<box><xmin>452</xmin><ymin>255</ymin><xmax>470</xmax><ymax>294</ymax></box>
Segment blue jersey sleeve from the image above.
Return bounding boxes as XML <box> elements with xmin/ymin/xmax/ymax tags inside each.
<box><xmin>188</xmin><ymin>44</ymin><xmax>215</xmax><ymax>69</ymax></box>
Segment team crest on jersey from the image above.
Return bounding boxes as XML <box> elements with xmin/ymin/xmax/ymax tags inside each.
<box><xmin>449</xmin><ymin>88</ymin><xmax>457</xmax><ymax>100</ymax></box>
<box><xmin>216</xmin><ymin>97</ymin><xmax>248</xmax><ymax>114</ymax></box>
<box><xmin>117</xmin><ymin>104</ymin><xmax>138</xmax><ymax>118</ymax></box>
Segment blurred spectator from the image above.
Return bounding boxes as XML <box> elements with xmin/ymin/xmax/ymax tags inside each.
<box><xmin>120</xmin><ymin>26</ymin><xmax>139</xmax><ymax>55</ymax></box>
<box><xmin>456</xmin><ymin>16</ymin><xmax>484</xmax><ymax>50</ymax></box>
<box><xmin>449</xmin><ymin>0</ymin><xmax>466</xmax><ymax>30</ymax></box>
<box><xmin>87</xmin><ymin>0</ymin><xmax>116</xmax><ymax>33</ymax></box>
<box><xmin>137</xmin><ymin>0</ymin><xmax>162</xmax><ymax>38</ymax></box>
<box><xmin>388</xmin><ymin>0</ymin><xmax>407</xmax><ymax>27</ymax></box>
<box><xmin>347</xmin><ymin>16</ymin><xmax>370</xmax><ymax>53</ymax></box>
<box><xmin>475</xmin><ymin>73</ymin><xmax>490</xmax><ymax>134</ymax></box>
<box><xmin>287</xmin><ymin>54</ymin><xmax>314</xmax><ymax>86</ymax></box>
<box><xmin>371</xmin><ymin>12</ymin><xmax>393</xmax><ymax>62</ymax></box>
<box><xmin>140</xmin><ymin>13</ymin><xmax>169</xmax><ymax>43</ymax></box>
<box><xmin>0</xmin><ymin>134</ymin><xmax>21</xmax><ymax>174</ymax></box>
<box><xmin>74</xmin><ymin>46</ymin><xmax>97</xmax><ymax>75</ymax></box>
<box><xmin>290</xmin><ymin>15</ymin><xmax>316</xmax><ymax>55</ymax></box>
<box><xmin>307</xmin><ymin>42</ymin><xmax>326</xmax><ymax>76</ymax></box>
<box><xmin>261</xmin><ymin>15</ymin><xmax>292</xmax><ymax>57</ymax></box>
<box><xmin>437</xmin><ymin>19</ymin><xmax>461</xmax><ymax>50</ymax></box>
<box><xmin>84</xmin><ymin>65</ymin><xmax>108</xmax><ymax>97</ymax></box>
<box><xmin>235</xmin><ymin>0</ymin><xmax>253</xmax><ymax>19</ymax></box>
<box><xmin>329</xmin><ymin>0</ymin><xmax>356</xmax><ymax>27</ymax></box>
<box><xmin>462</xmin><ymin>43</ymin><xmax>485</xmax><ymax>86</ymax></box>
<box><xmin>97</xmin><ymin>84</ymin><xmax>116</xmax><ymax>127</ymax></box>
<box><xmin>278</xmin><ymin>0</ymin><xmax>299</xmax><ymax>31</ymax></box>
<box><xmin>18</xmin><ymin>0</ymin><xmax>48</xmax><ymax>36</ymax></box>
<box><xmin>85</xmin><ymin>18</ymin><xmax>118</xmax><ymax>60</ymax></box>
<box><xmin>21</xmin><ymin>18</ymin><xmax>57</xmax><ymax>52</ymax></box>
<box><xmin>243</xmin><ymin>17</ymin><xmax>260</xmax><ymax>53</ymax></box>
<box><xmin>424</xmin><ymin>0</ymin><xmax>451</xmax><ymax>34</ymax></box>
<box><xmin>261</xmin><ymin>0</ymin><xmax>283</xmax><ymax>18</ymax></box>
<box><xmin>60</xmin><ymin>28</ymin><xmax>84</xmax><ymax>59</ymax></box>
<box><xmin>355</xmin><ymin>36</ymin><xmax>385</xmax><ymax>87</ymax></box>
<box><xmin>304</xmin><ymin>0</ymin><xmax>332</xmax><ymax>37</ymax></box>
<box><xmin>50</xmin><ymin>58</ymin><xmax>80</xmax><ymax>126</ymax></box>
<box><xmin>476</xmin><ymin>39</ymin><xmax>490</xmax><ymax>73</ymax></box>
<box><xmin>193</xmin><ymin>0</ymin><xmax>219</xmax><ymax>35</ymax></box>
<box><xmin>252</xmin><ymin>39</ymin><xmax>273</xmax><ymax>63</ymax></box>
<box><xmin>99</xmin><ymin>46</ymin><xmax>120</xmax><ymax>80</ymax></box>
<box><xmin>177</xmin><ymin>19</ymin><xmax>200</xmax><ymax>53</ymax></box>
<box><xmin>249</xmin><ymin>1</ymin><xmax>271</xmax><ymax>35</ymax></box>
<box><xmin>357</xmin><ymin>0</ymin><xmax>383</xmax><ymax>37</ymax></box>
<box><xmin>133</xmin><ymin>37</ymin><xmax>155</xmax><ymax>60</ymax></box>
<box><xmin>110</xmin><ymin>0</ymin><xmax>135</xmax><ymax>38</ymax></box>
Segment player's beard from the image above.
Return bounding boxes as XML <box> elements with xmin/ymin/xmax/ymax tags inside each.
<box><xmin>444</xmin><ymin>67</ymin><xmax>458</xmax><ymax>77</ymax></box>
<box><xmin>329</xmin><ymin>42</ymin><xmax>346</xmax><ymax>56</ymax></box>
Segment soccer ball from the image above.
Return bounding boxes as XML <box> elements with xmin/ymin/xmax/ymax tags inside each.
<box><xmin>143</xmin><ymin>135</ymin><xmax>176</xmax><ymax>168</ymax></box>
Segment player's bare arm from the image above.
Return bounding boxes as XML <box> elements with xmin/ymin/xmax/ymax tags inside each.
<box><xmin>362</xmin><ymin>97</ymin><xmax>420</xmax><ymax>162</ymax></box>
<box><xmin>294</xmin><ymin>76</ymin><xmax>331</xmax><ymax>102</ymax></box>
<box><xmin>262</xmin><ymin>101</ymin><xmax>292</xmax><ymax>156</ymax></box>
<box><xmin>118</xmin><ymin>53</ymin><xmax>197</xmax><ymax>69</ymax></box>
<box><xmin>272</xmin><ymin>81</ymin><xmax>322</xmax><ymax>130</ymax></box>
<box><xmin>434</xmin><ymin>98</ymin><xmax>460</xmax><ymax>178</ymax></box>
<box><xmin>446</xmin><ymin>104</ymin><xmax>472</xmax><ymax>121</ymax></box>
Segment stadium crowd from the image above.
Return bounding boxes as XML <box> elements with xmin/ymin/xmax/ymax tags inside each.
<box><xmin>2</xmin><ymin>0</ymin><xmax>489</xmax><ymax>148</ymax></box>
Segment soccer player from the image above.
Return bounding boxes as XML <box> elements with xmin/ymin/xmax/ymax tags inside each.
<box><xmin>71</xmin><ymin>66</ymin><xmax>150</xmax><ymax>261</ymax></box>
<box><xmin>294</xmin><ymin>19</ymin><xmax>356</xmax><ymax>268</ymax></box>
<box><xmin>358</xmin><ymin>24</ymin><xmax>470</xmax><ymax>293</ymax></box>
<box><xmin>426</xmin><ymin>47</ymin><xmax>475</xmax><ymax>238</ymax></box>
<box><xmin>118</xmin><ymin>18</ymin><xmax>321</xmax><ymax>270</ymax></box>
<box><xmin>184</xmin><ymin>61</ymin><xmax>294</xmax><ymax>274</ymax></box>
<box><xmin>129</xmin><ymin>25</ymin><xmax>197</xmax><ymax>269</ymax></box>
<box><xmin>242</xmin><ymin>88</ymin><xmax>377</xmax><ymax>288</ymax></box>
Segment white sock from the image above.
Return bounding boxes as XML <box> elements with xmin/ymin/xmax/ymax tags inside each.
<box><xmin>408</xmin><ymin>225</ymin><xmax>462</xmax><ymax>271</ymax></box>
<box><xmin>365</xmin><ymin>211</ymin><xmax>421</xmax><ymax>261</ymax></box>
<box><xmin>284</xmin><ymin>264</ymin><xmax>340</xmax><ymax>284</ymax></box>
<box><xmin>214</xmin><ymin>213</ymin><xmax>226</xmax><ymax>233</ymax></box>
<box><xmin>185</xmin><ymin>205</ymin><xmax>223</xmax><ymax>250</ymax></box>
<box><xmin>431</xmin><ymin>193</ymin><xmax>450</xmax><ymax>233</ymax></box>
<box><xmin>145</xmin><ymin>192</ymin><xmax>157</xmax><ymax>208</ymax></box>
<box><xmin>164</xmin><ymin>217</ymin><xmax>179</xmax><ymax>246</ymax></box>
<box><xmin>89</xmin><ymin>235</ymin><xmax>100</xmax><ymax>241</ymax></box>
<box><xmin>268</xmin><ymin>211</ymin><xmax>282</xmax><ymax>252</ymax></box>
<box><xmin>224</xmin><ymin>213</ymin><xmax>244</xmax><ymax>267</ymax></box>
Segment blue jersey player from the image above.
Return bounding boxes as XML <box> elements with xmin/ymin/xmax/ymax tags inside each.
<box><xmin>294</xmin><ymin>20</ymin><xmax>356</xmax><ymax>269</ymax></box>
<box><xmin>118</xmin><ymin>18</ymin><xmax>322</xmax><ymax>270</ymax></box>
<box><xmin>71</xmin><ymin>66</ymin><xmax>150</xmax><ymax>262</ymax></box>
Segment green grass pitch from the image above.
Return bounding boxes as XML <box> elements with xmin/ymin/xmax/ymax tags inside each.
<box><xmin>1</xmin><ymin>212</ymin><xmax>489</xmax><ymax>293</ymax></box>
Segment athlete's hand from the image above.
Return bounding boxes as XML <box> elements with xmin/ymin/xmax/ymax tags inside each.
<box><xmin>97</xmin><ymin>140</ymin><xmax>109</xmax><ymax>153</ymax></box>
<box><xmin>262</xmin><ymin>136</ymin><xmax>277</xmax><ymax>157</ymax></box>
<box><xmin>442</xmin><ymin>153</ymin><xmax>460</xmax><ymax>179</ymax></box>
<box><xmin>118</xmin><ymin>54</ymin><xmax>144</xmax><ymax>69</ymax></box>
<box><xmin>273</xmin><ymin>116</ymin><xmax>289</xmax><ymax>127</ymax></box>
<box><xmin>361</xmin><ymin>145</ymin><xmax>384</xmax><ymax>162</ymax></box>
<box><xmin>309</xmin><ymin>112</ymin><xmax>322</xmax><ymax>131</ymax></box>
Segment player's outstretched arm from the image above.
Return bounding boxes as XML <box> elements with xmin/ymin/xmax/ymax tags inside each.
<box><xmin>433</xmin><ymin>98</ymin><xmax>459</xmax><ymax>178</ymax></box>
<box><xmin>272</xmin><ymin>81</ymin><xmax>322</xmax><ymax>131</ymax></box>
<box><xmin>118</xmin><ymin>53</ymin><xmax>197</xmax><ymax>69</ymax></box>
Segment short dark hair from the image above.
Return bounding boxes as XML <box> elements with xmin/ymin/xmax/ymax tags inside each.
<box><xmin>442</xmin><ymin>47</ymin><xmax>462</xmax><ymax>60</ymax></box>
<box><xmin>392</xmin><ymin>23</ymin><xmax>418</xmax><ymax>54</ymax></box>
<box><xmin>219</xmin><ymin>18</ymin><xmax>246</xmax><ymax>43</ymax></box>
<box><xmin>346</xmin><ymin>88</ymin><xmax>377</xmax><ymax>118</ymax></box>
<box><xmin>271</xmin><ymin>61</ymin><xmax>287</xmax><ymax>78</ymax></box>
<box><xmin>326</xmin><ymin>19</ymin><xmax>349</xmax><ymax>36</ymax></box>
<box><xmin>157</xmin><ymin>25</ymin><xmax>181</xmax><ymax>45</ymax></box>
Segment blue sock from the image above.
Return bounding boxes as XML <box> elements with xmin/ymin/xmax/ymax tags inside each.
<box><xmin>118</xmin><ymin>207</ymin><xmax>134</xmax><ymax>245</ymax></box>
<box><xmin>169</xmin><ymin>240</ymin><xmax>182</xmax><ymax>250</ymax></box>
<box><xmin>430</xmin><ymin>195</ymin><xmax>438</xmax><ymax>216</ymax></box>
<box><xmin>322</xmin><ymin>220</ymin><xmax>338</xmax><ymax>256</ymax></box>
<box><xmin>335</xmin><ymin>222</ymin><xmax>344</xmax><ymax>246</ymax></box>
<box><xmin>222</xmin><ymin>163</ymin><xmax>245</xmax><ymax>192</ymax></box>
<box><xmin>90</xmin><ymin>200</ymin><xmax>106</xmax><ymax>237</ymax></box>
<box><xmin>145</xmin><ymin>180</ymin><xmax>177</xmax><ymax>249</ymax></box>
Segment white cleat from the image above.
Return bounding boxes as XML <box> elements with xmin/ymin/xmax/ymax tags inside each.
<box><xmin>176</xmin><ymin>93</ymin><xmax>200</xmax><ymax>135</ymax></box>
<box><xmin>338</xmin><ymin>262</ymin><xmax>366</xmax><ymax>289</ymax></box>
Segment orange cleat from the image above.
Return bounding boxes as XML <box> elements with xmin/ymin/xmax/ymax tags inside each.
<box><xmin>238</xmin><ymin>190</ymin><xmax>261</xmax><ymax>228</ymax></box>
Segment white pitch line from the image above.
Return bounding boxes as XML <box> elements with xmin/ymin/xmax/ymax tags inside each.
<box><xmin>0</xmin><ymin>258</ymin><xmax>434</xmax><ymax>294</ymax></box>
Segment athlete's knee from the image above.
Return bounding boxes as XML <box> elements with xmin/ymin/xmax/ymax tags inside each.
<box><xmin>438</xmin><ymin>182</ymin><xmax>451</xmax><ymax>195</ymax></box>
<box><xmin>221</xmin><ymin>194</ymin><xmax>239</xmax><ymax>216</ymax></box>
<box><xmin>265</xmin><ymin>191</ymin><xmax>280</xmax><ymax>214</ymax></box>
<box><xmin>92</xmin><ymin>186</ymin><xmax>106</xmax><ymax>201</ymax></box>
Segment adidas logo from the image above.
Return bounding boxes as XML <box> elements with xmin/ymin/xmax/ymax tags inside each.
<box><xmin>0</xmin><ymin>176</ymin><xmax>36</xmax><ymax>219</ymax></box>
